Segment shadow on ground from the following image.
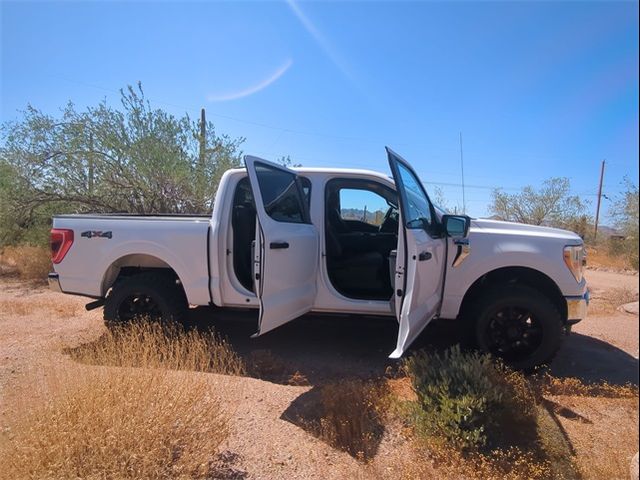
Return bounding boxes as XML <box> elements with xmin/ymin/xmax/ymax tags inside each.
<box><xmin>66</xmin><ymin>305</ymin><xmax>639</xmax><ymax>388</ymax></box>
<box><xmin>184</xmin><ymin>306</ymin><xmax>462</xmax><ymax>385</ymax></box>
<box><xmin>550</xmin><ymin>332</ymin><xmax>639</xmax><ymax>385</ymax></box>
<box><xmin>280</xmin><ymin>384</ymin><xmax>385</xmax><ymax>460</ymax></box>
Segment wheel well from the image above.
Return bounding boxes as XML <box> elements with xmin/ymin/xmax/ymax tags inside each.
<box><xmin>101</xmin><ymin>254</ymin><xmax>185</xmax><ymax>298</ymax></box>
<box><xmin>459</xmin><ymin>267</ymin><xmax>567</xmax><ymax>323</ymax></box>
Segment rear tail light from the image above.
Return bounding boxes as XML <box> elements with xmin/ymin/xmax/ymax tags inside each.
<box><xmin>51</xmin><ymin>229</ymin><xmax>74</xmax><ymax>264</ymax></box>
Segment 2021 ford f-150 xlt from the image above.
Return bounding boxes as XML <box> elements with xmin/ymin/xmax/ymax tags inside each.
<box><xmin>49</xmin><ymin>148</ymin><xmax>589</xmax><ymax>369</ymax></box>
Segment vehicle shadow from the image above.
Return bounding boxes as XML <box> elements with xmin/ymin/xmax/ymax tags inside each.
<box><xmin>184</xmin><ymin>306</ymin><xmax>462</xmax><ymax>386</ymax></box>
<box><xmin>65</xmin><ymin>306</ymin><xmax>638</xmax><ymax>388</ymax></box>
<box><xmin>188</xmin><ymin>307</ymin><xmax>639</xmax><ymax>387</ymax></box>
<box><xmin>550</xmin><ymin>332</ymin><xmax>639</xmax><ymax>386</ymax></box>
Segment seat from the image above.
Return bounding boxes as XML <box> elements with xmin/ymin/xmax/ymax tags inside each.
<box><xmin>325</xmin><ymin>217</ymin><xmax>387</xmax><ymax>299</ymax></box>
<box><xmin>232</xmin><ymin>203</ymin><xmax>256</xmax><ymax>292</ymax></box>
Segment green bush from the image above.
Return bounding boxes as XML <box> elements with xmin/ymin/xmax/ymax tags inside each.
<box><xmin>404</xmin><ymin>345</ymin><xmax>537</xmax><ymax>452</ymax></box>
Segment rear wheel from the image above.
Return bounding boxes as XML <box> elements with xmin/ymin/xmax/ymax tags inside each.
<box><xmin>471</xmin><ymin>284</ymin><xmax>564</xmax><ymax>371</ymax></box>
<box><xmin>103</xmin><ymin>271</ymin><xmax>188</xmax><ymax>326</ymax></box>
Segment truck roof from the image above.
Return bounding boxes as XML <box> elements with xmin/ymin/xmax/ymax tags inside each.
<box><xmin>227</xmin><ymin>166</ymin><xmax>395</xmax><ymax>184</ymax></box>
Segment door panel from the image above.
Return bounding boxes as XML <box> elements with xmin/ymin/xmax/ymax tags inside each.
<box><xmin>387</xmin><ymin>147</ymin><xmax>446</xmax><ymax>358</ymax></box>
<box><xmin>244</xmin><ymin>156</ymin><xmax>319</xmax><ymax>336</ymax></box>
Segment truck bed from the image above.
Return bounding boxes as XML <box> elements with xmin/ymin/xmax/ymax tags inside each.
<box><xmin>52</xmin><ymin>214</ymin><xmax>212</xmax><ymax>305</ymax></box>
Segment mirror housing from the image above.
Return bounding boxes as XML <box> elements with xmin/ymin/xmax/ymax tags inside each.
<box><xmin>442</xmin><ymin>214</ymin><xmax>471</xmax><ymax>238</ymax></box>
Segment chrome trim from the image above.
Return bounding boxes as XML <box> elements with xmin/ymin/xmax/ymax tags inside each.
<box><xmin>48</xmin><ymin>273</ymin><xmax>62</xmax><ymax>293</ymax></box>
<box><xmin>566</xmin><ymin>290</ymin><xmax>589</xmax><ymax>321</ymax></box>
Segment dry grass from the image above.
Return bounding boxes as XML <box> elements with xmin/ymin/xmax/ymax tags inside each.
<box><xmin>66</xmin><ymin>321</ymin><xmax>245</xmax><ymax>376</ymax></box>
<box><xmin>0</xmin><ymin>245</ymin><xmax>51</xmax><ymax>282</ymax></box>
<box><xmin>245</xmin><ymin>348</ymin><xmax>289</xmax><ymax>381</ymax></box>
<box><xmin>0</xmin><ymin>322</ymin><xmax>245</xmax><ymax>479</ymax></box>
<box><xmin>535</xmin><ymin>373</ymin><xmax>638</xmax><ymax>399</ymax></box>
<box><xmin>585</xmin><ymin>245</ymin><xmax>635</xmax><ymax>271</ymax></box>
<box><xmin>0</xmin><ymin>298</ymin><xmax>79</xmax><ymax>318</ymax></box>
<box><xmin>588</xmin><ymin>286</ymin><xmax>638</xmax><ymax>314</ymax></box>
<box><xmin>315</xmin><ymin>380</ymin><xmax>387</xmax><ymax>460</ymax></box>
<box><xmin>395</xmin><ymin>439</ymin><xmax>558</xmax><ymax>480</ymax></box>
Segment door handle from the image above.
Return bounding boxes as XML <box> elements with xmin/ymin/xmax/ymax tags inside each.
<box><xmin>418</xmin><ymin>251</ymin><xmax>432</xmax><ymax>261</ymax></box>
<box><xmin>270</xmin><ymin>241</ymin><xmax>289</xmax><ymax>249</ymax></box>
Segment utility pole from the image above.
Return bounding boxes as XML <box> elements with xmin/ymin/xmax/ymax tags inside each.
<box><xmin>88</xmin><ymin>131</ymin><xmax>94</xmax><ymax>195</ymax></box>
<box><xmin>459</xmin><ymin>132</ymin><xmax>466</xmax><ymax>214</ymax></box>
<box><xmin>594</xmin><ymin>159</ymin><xmax>606</xmax><ymax>240</ymax></box>
<box><xmin>198</xmin><ymin>108</ymin><xmax>206</xmax><ymax>169</ymax></box>
<box><xmin>197</xmin><ymin>109</ymin><xmax>207</xmax><ymax>205</ymax></box>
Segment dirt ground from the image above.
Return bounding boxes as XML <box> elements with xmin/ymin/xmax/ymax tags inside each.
<box><xmin>0</xmin><ymin>268</ymin><xmax>638</xmax><ymax>479</ymax></box>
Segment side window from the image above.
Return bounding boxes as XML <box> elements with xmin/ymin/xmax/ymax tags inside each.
<box><xmin>396</xmin><ymin>162</ymin><xmax>433</xmax><ymax>229</ymax></box>
<box><xmin>254</xmin><ymin>162</ymin><xmax>309</xmax><ymax>224</ymax></box>
<box><xmin>339</xmin><ymin>188</ymin><xmax>389</xmax><ymax>226</ymax></box>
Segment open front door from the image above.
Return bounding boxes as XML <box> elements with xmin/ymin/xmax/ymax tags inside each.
<box><xmin>244</xmin><ymin>156</ymin><xmax>319</xmax><ymax>336</ymax></box>
<box><xmin>387</xmin><ymin>147</ymin><xmax>447</xmax><ymax>358</ymax></box>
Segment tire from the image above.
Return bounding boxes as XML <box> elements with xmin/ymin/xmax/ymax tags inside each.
<box><xmin>470</xmin><ymin>284</ymin><xmax>564</xmax><ymax>371</ymax></box>
<box><xmin>103</xmin><ymin>271</ymin><xmax>188</xmax><ymax>326</ymax></box>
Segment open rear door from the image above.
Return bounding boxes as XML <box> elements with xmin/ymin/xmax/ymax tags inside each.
<box><xmin>387</xmin><ymin>147</ymin><xmax>447</xmax><ymax>358</ymax></box>
<box><xmin>244</xmin><ymin>155</ymin><xmax>319</xmax><ymax>336</ymax></box>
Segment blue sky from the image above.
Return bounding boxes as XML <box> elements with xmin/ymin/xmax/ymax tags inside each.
<box><xmin>1</xmin><ymin>1</ymin><xmax>638</xmax><ymax>221</ymax></box>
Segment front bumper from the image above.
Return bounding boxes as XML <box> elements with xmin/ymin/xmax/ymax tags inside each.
<box><xmin>48</xmin><ymin>272</ymin><xmax>62</xmax><ymax>293</ymax></box>
<box><xmin>565</xmin><ymin>289</ymin><xmax>590</xmax><ymax>324</ymax></box>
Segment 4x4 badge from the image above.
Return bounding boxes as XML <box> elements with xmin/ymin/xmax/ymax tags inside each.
<box><xmin>81</xmin><ymin>230</ymin><xmax>112</xmax><ymax>239</ymax></box>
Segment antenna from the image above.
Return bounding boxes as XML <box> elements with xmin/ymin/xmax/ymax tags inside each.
<box><xmin>459</xmin><ymin>132</ymin><xmax>466</xmax><ymax>214</ymax></box>
<box><xmin>594</xmin><ymin>159</ymin><xmax>606</xmax><ymax>240</ymax></box>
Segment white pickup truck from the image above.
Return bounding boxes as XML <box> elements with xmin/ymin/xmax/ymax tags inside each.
<box><xmin>49</xmin><ymin>148</ymin><xmax>588</xmax><ymax>369</ymax></box>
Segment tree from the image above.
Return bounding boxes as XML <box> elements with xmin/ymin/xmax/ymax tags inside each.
<box><xmin>609</xmin><ymin>177</ymin><xmax>639</xmax><ymax>269</ymax></box>
<box><xmin>490</xmin><ymin>177</ymin><xmax>590</xmax><ymax>234</ymax></box>
<box><xmin>430</xmin><ymin>186</ymin><xmax>463</xmax><ymax>214</ymax></box>
<box><xmin>276</xmin><ymin>155</ymin><xmax>302</xmax><ymax>168</ymax></box>
<box><xmin>0</xmin><ymin>83</ymin><xmax>244</xmax><ymax>245</ymax></box>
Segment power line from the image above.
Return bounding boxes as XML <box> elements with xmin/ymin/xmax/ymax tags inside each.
<box><xmin>51</xmin><ymin>75</ymin><xmax>406</xmax><ymax>145</ymax></box>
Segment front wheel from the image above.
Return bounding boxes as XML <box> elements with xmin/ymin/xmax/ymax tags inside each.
<box><xmin>471</xmin><ymin>285</ymin><xmax>564</xmax><ymax>371</ymax></box>
<box><xmin>103</xmin><ymin>272</ymin><xmax>188</xmax><ymax>326</ymax></box>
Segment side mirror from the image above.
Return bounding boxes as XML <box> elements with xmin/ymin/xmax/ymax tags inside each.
<box><xmin>442</xmin><ymin>214</ymin><xmax>471</xmax><ymax>238</ymax></box>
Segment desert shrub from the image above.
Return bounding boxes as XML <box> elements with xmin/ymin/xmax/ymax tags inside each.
<box><xmin>0</xmin><ymin>245</ymin><xmax>51</xmax><ymax>281</ymax></box>
<box><xmin>404</xmin><ymin>345</ymin><xmax>537</xmax><ymax>452</ymax></box>
<box><xmin>0</xmin><ymin>322</ymin><xmax>245</xmax><ymax>479</ymax></box>
<box><xmin>307</xmin><ymin>380</ymin><xmax>387</xmax><ymax>460</ymax></box>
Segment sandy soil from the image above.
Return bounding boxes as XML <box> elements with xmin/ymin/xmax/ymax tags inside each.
<box><xmin>0</xmin><ymin>268</ymin><xmax>638</xmax><ymax>479</ymax></box>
